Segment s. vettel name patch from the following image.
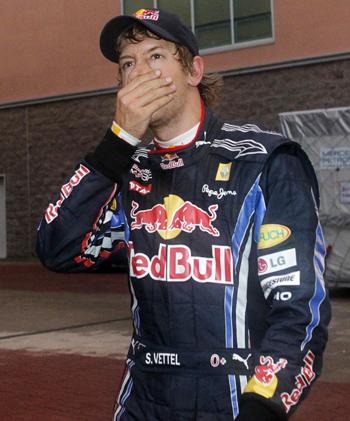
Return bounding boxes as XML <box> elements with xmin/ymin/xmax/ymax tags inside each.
<box><xmin>258</xmin><ymin>224</ymin><xmax>291</xmax><ymax>249</ymax></box>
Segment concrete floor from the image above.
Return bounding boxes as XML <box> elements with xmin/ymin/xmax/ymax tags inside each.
<box><xmin>0</xmin><ymin>262</ymin><xmax>349</xmax><ymax>420</ymax></box>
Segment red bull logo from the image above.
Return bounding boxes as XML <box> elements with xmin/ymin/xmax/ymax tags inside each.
<box><xmin>133</xmin><ymin>9</ymin><xmax>160</xmax><ymax>21</ymax></box>
<box><xmin>129</xmin><ymin>242</ymin><xmax>233</xmax><ymax>284</ymax></box>
<box><xmin>160</xmin><ymin>153</ymin><xmax>184</xmax><ymax>170</ymax></box>
<box><xmin>254</xmin><ymin>356</ymin><xmax>288</xmax><ymax>385</ymax></box>
<box><xmin>130</xmin><ymin>195</ymin><xmax>220</xmax><ymax>238</ymax></box>
<box><xmin>45</xmin><ymin>164</ymin><xmax>90</xmax><ymax>223</ymax></box>
<box><xmin>281</xmin><ymin>350</ymin><xmax>315</xmax><ymax>413</ymax></box>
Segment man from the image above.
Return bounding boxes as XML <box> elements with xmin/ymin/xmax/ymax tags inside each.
<box><xmin>37</xmin><ymin>8</ymin><xmax>331</xmax><ymax>421</ymax></box>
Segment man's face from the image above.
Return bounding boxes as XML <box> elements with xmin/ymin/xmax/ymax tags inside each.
<box><xmin>118</xmin><ymin>36</ymin><xmax>192</xmax><ymax>129</ymax></box>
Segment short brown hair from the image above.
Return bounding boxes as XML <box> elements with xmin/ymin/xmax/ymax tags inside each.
<box><xmin>115</xmin><ymin>24</ymin><xmax>222</xmax><ymax>107</ymax></box>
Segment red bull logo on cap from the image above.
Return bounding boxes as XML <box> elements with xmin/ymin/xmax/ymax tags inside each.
<box><xmin>133</xmin><ymin>9</ymin><xmax>160</xmax><ymax>21</ymax></box>
<box><xmin>130</xmin><ymin>195</ymin><xmax>220</xmax><ymax>239</ymax></box>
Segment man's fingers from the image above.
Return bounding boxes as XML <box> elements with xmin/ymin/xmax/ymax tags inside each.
<box><xmin>132</xmin><ymin>83</ymin><xmax>176</xmax><ymax>109</ymax></box>
<box><xmin>120</xmin><ymin>70</ymin><xmax>162</xmax><ymax>95</ymax></box>
<box><xmin>143</xmin><ymin>92</ymin><xmax>175</xmax><ymax>116</ymax></box>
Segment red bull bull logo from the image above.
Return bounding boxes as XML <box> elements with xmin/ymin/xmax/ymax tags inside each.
<box><xmin>130</xmin><ymin>196</ymin><xmax>220</xmax><ymax>238</ymax></box>
<box><xmin>129</xmin><ymin>242</ymin><xmax>233</xmax><ymax>284</ymax></box>
<box><xmin>133</xmin><ymin>9</ymin><xmax>160</xmax><ymax>21</ymax></box>
<box><xmin>254</xmin><ymin>356</ymin><xmax>288</xmax><ymax>385</ymax></box>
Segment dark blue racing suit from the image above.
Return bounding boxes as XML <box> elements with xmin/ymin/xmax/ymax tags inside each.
<box><xmin>37</xmin><ymin>106</ymin><xmax>331</xmax><ymax>420</ymax></box>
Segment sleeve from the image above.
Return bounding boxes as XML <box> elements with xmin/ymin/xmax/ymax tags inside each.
<box><xmin>36</xmin><ymin>129</ymin><xmax>137</xmax><ymax>272</ymax></box>
<box><xmin>241</xmin><ymin>148</ymin><xmax>331</xmax><ymax>419</ymax></box>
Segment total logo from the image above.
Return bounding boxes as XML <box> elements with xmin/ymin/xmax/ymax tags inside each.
<box><xmin>258</xmin><ymin>249</ymin><xmax>297</xmax><ymax>276</ymax></box>
<box><xmin>130</xmin><ymin>195</ymin><xmax>220</xmax><ymax>239</ymax></box>
<box><xmin>258</xmin><ymin>224</ymin><xmax>291</xmax><ymax>249</ymax></box>
<box><xmin>129</xmin><ymin>242</ymin><xmax>233</xmax><ymax>284</ymax></box>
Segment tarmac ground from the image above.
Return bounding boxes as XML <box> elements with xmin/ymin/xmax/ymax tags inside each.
<box><xmin>0</xmin><ymin>262</ymin><xmax>349</xmax><ymax>420</ymax></box>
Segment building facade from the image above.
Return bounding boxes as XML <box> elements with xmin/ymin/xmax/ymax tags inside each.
<box><xmin>1</xmin><ymin>0</ymin><xmax>349</xmax><ymax>258</ymax></box>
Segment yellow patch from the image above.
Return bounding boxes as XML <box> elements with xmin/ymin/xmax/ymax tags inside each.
<box><xmin>244</xmin><ymin>375</ymin><xmax>278</xmax><ymax>399</ymax></box>
<box><xmin>258</xmin><ymin>224</ymin><xmax>291</xmax><ymax>250</ymax></box>
<box><xmin>215</xmin><ymin>163</ymin><xmax>232</xmax><ymax>181</ymax></box>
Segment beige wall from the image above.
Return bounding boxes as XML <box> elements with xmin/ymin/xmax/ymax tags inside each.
<box><xmin>0</xmin><ymin>0</ymin><xmax>121</xmax><ymax>104</ymax></box>
<box><xmin>1</xmin><ymin>0</ymin><xmax>349</xmax><ymax>104</ymax></box>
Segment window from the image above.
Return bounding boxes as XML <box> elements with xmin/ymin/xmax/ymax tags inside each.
<box><xmin>121</xmin><ymin>0</ymin><xmax>273</xmax><ymax>52</ymax></box>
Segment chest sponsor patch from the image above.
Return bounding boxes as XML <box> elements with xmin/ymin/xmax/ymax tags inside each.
<box><xmin>130</xmin><ymin>163</ymin><xmax>152</xmax><ymax>181</ymax></box>
<box><xmin>258</xmin><ymin>248</ymin><xmax>297</xmax><ymax>276</ymax></box>
<box><xmin>258</xmin><ymin>224</ymin><xmax>291</xmax><ymax>249</ymax></box>
<box><xmin>160</xmin><ymin>153</ymin><xmax>184</xmax><ymax>170</ymax></box>
<box><xmin>260</xmin><ymin>271</ymin><xmax>300</xmax><ymax>298</ymax></box>
<box><xmin>129</xmin><ymin>180</ymin><xmax>152</xmax><ymax>195</ymax></box>
<box><xmin>215</xmin><ymin>162</ymin><xmax>232</xmax><ymax>181</ymax></box>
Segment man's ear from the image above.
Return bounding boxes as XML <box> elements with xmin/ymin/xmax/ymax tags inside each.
<box><xmin>187</xmin><ymin>56</ymin><xmax>204</xmax><ymax>87</ymax></box>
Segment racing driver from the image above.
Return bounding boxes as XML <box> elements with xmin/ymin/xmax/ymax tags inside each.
<box><xmin>36</xmin><ymin>7</ymin><xmax>331</xmax><ymax>421</ymax></box>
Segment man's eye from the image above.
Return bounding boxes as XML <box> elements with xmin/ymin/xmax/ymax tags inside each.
<box><xmin>121</xmin><ymin>62</ymin><xmax>133</xmax><ymax>71</ymax></box>
<box><xmin>151</xmin><ymin>53</ymin><xmax>162</xmax><ymax>60</ymax></box>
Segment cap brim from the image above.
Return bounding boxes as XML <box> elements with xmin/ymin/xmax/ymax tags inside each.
<box><xmin>100</xmin><ymin>16</ymin><xmax>181</xmax><ymax>63</ymax></box>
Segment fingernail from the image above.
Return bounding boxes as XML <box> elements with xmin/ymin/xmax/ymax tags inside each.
<box><xmin>165</xmin><ymin>77</ymin><xmax>172</xmax><ymax>83</ymax></box>
<box><xmin>155</xmin><ymin>70</ymin><xmax>161</xmax><ymax>76</ymax></box>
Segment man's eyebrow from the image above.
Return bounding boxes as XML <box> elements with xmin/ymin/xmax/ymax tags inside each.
<box><xmin>119</xmin><ymin>45</ymin><xmax>167</xmax><ymax>61</ymax></box>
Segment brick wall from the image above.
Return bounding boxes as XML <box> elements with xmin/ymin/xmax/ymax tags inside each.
<box><xmin>1</xmin><ymin>59</ymin><xmax>349</xmax><ymax>258</ymax></box>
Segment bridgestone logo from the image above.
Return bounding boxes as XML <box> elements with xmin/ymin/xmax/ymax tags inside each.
<box><xmin>129</xmin><ymin>242</ymin><xmax>233</xmax><ymax>284</ymax></box>
<box><xmin>260</xmin><ymin>271</ymin><xmax>300</xmax><ymax>298</ymax></box>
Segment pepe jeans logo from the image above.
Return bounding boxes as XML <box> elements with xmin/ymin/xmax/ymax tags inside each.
<box><xmin>202</xmin><ymin>184</ymin><xmax>237</xmax><ymax>200</ymax></box>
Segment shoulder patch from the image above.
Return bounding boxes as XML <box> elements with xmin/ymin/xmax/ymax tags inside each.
<box><xmin>211</xmin><ymin>138</ymin><xmax>268</xmax><ymax>158</ymax></box>
<box><xmin>221</xmin><ymin>123</ymin><xmax>281</xmax><ymax>136</ymax></box>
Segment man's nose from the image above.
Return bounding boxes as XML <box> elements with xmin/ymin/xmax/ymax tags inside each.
<box><xmin>129</xmin><ymin>60</ymin><xmax>152</xmax><ymax>81</ymax></box>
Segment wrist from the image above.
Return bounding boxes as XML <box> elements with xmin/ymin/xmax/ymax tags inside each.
<box><xmin>111</xmin><ymin>121</ymin><xmax>141</xmax><ymax>146</ymax></box>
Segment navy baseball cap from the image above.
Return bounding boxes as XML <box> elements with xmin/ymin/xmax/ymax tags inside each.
<box><xmin>100</xmin><ymin>8</ymin><xmax>199</xmax><ymax>63</ymax></box>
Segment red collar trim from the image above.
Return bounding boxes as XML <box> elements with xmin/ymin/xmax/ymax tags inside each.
<box><xmin>150</xmin><ymin>100</ymin><xmax>205</xmax><ymax>154</ymax></box>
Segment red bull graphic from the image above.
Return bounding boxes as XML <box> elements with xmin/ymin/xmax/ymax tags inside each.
<box><xmin>169</xmin><ymin>203</ymin><xmax>219</xmax><ymax>236</ymax></box>
<box><xmin>130</xmin><ymin>196</ymin><xmax>220</xmax><ymax>238</ymax></box>
<box><xmin>160</xmin><ymin>153</ymin><xmax>184</xmax><ymax>170</ymax></box>
<box><xmin>131</xmin><ymin>201</ymin><xmax>167</xmax><ymax>232</ymax></box>
<box><xmin>254</xmin><ymin>356</ymin><xmax>288</xmax><ymax>385</ymax></box>
<box><xmin>129</xmin><ymin>242</ymin><xmax>233</xmax><ymax>284</ymax></box>
<box><xmin>280</xmin><ymin>350</ymin><xmax>315</xmax><ymax>413</ymax></box>
<box><xmin>129</xmin><ymin>181</ymin><xmax>152</xmax><ymax>196</ymax></box>
<box><xmin>45</xmin><ymin>164</ymin><xmax>90</xmax><ymax>223</ymax></box>
<box><xmin>133</xmin><ymin>9</ymin><xmax>160</xmax><ymax>21</ymax></box>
